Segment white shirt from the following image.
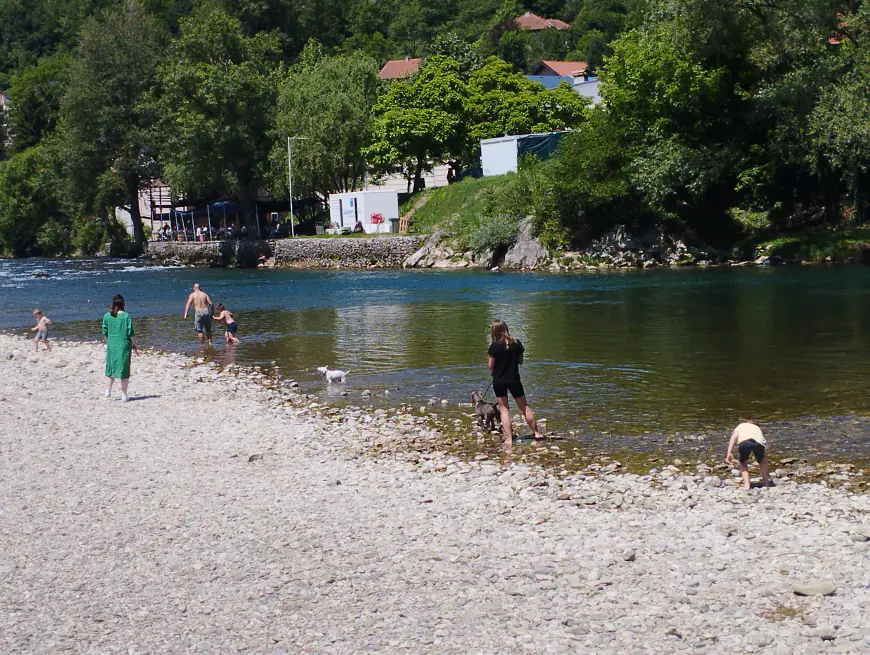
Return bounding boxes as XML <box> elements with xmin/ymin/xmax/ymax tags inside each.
<box><xmin>735</xmin><ymin>422</ymin><xmax>766</xmax><ymax>446</ymax></box>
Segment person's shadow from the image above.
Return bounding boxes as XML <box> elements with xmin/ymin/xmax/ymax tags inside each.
<box><xmin>127</xmin><ymin>394</ymin><xmax>162</xmax><ymax>402</ymax></box>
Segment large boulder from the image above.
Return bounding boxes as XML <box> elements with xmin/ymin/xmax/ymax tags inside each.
<box><xmin>503</xmin><ymin>218</ymin><xmax>547</xmax><ymax>269</ymax></box>
<box><xmin>404</xmin><ymin>229</ymin><xmax>461</xmax><ymax>268</ymax></box>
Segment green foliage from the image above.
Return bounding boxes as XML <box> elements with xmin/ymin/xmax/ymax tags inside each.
<box><xmin>5</xmin><ymin>53</ymin><xmax>68</xmax><ymax>152</ymax></box>
<box><xmin>408</xmin><ymin>175</ymin><xmax>512</xmax><ymax>235</ymax></box>
<box><xmin>72</xmin><ymin>215</ymin><xmax>110</xmax><ymax>255</ymax></box>
<box><xmin>366</xmin><ymin>56</ymin><xmax>468</xmax><ymax>192</ymax></box>
<box><xmin>157</xmin><ymin>4</ymin><xmax>281</xmax><ymax>224</ymax></box>
<box><xmin>747</xmin><ymin>227</ymin><xmax>870</xmax><ymax>263</ymax></box>
<box><xmin>270</xmin><ymin>46</ymin><xmax>380</xmax><ymax>200</ymax></box>
<box><xmin>466</xmin><ymin>57</ymin><xmax>588</xmax><ymax>151</ymax></box>
<box><xmin>468</xmin><ymin>211</ymin><xmax>521</xmax><ymax>254</ymax></box>
<box><xmin>58</xmin><ymin>1</ymin><xmax>167</xmax><ymax>244</ymax></box>
<box><xmin>0</xmin><ymin>144</ymin><xmax>70</xmax><ymax>256</ymax></box>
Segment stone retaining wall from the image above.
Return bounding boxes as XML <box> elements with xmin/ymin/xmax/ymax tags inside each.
<box><xmin>272</xmin><ymin>236</ymin><xmax>424</xmax><ymax>268</ymax></box>
<box><xmin>146</xmin><ymin>236</ymin><xmax>425</xmax><ymax>268</ymax></box>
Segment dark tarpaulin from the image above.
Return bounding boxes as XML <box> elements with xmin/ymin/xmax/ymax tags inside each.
<box><xmin>516</xmin><ymin>131</ymin><xmax>568</xmax><ymax>161</ymax></box>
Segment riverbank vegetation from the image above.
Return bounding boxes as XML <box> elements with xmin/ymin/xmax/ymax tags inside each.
<box><xmin>2</xmin><ymin>0</ymin><xmax>870</xmax><ymax>262</ymax></box>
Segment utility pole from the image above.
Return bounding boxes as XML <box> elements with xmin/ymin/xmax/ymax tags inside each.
<box><xmin>287</xmin><ymin>136</ymin><xmax>309</xmax><ymax>238</ymax></box>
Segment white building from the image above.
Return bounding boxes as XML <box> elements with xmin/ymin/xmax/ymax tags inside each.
<box><xmin>328</xmin><ymin>190</ymin><xmax>400</xmax><ymax>234</ymax></box>
<box><xmin>480</xmin><ymin>131</ymin><xmax>569</xmax><ymax>176</ymax></box>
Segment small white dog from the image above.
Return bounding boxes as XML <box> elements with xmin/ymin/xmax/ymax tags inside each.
<box><xmin>317</xmin><ymin>366</ymin><xmax>349</xmax><ymax>383</ymax></box>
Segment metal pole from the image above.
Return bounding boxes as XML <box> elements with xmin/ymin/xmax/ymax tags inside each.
<box><xmin>223</xmin><ymin>205</ymin><xmax>227</xmax><ymax>240</ymax></box>
<box><xmin>207</xmin><ymin>203</ymin><xmax>212</xmax><ymax>242</ymax></box>
<box><xmin>287</xmin><ymin>137</ymin><xmax>295</xmax><ymax>238</ymax></box>
<box><xmin>255</xmin><ymin>204</ymin><xmax>261</xmax><ymax>240</ymax></box>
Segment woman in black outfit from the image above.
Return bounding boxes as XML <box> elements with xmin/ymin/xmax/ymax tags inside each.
<box><xmin>487</xmin><ymin>320</ymin><xmax>544</xmax><ymax>442</ymax></box>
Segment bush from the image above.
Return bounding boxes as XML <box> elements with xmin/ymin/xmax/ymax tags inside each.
<box><xmin>468</xmin><ymin>211</ymin><xmax>520</xmax><ymax>254</ymax></box>
<box><xmin>73</xmin><ymin>216</ymin><xmax>109</xmax><ymax>255</ymax></box>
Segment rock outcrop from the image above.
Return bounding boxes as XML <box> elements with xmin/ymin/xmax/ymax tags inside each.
<box><xmin>503</xmin><ymin>217</ymin><xmax>548</xmax><ymax>269</ymax></box>
<box><xmin>584</xmin><ymin>226</ymin><xmax>716</xmax><ymax>268</ymax></box>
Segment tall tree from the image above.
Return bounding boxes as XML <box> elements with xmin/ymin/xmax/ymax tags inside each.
<box><xmin>366</xmin><ymin>56</ymin><xmax>467</xmax><ymax>192</ymax></box>
<box><xmin>270</xmin><ymin>44</ymin><xmax>380</xmax><ymax>201</ymax></box>
<box><xmin>466</xmin><ymin>56</ymin><xmax>588</xmax><ymax>150</ymax></box>
<box><xmin>157</xmin><ymin>4</ymin><xmax>281</xmax><ymax>229</ymax></box>
<box><xmin>5</xmin><ymin>53</ymin><xmax>68</xmax><ymax>152</ymax></box>
<box><xmin>59</xmin><ymin>1</ymin><xmax>166</xmax><ymax>244</ymax></box>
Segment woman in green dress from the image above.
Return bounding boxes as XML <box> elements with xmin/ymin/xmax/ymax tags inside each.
<box><xmin>102</xmin><ymin>294</ymin><xmax>139</xmax><ymax>402</ymax></box>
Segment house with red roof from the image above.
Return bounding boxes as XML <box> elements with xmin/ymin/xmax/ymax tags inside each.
<box><xmin>379</xmin><ymin>57</ymin><xmax>421</xmax><ymax>80</ymax></box>
<box><xmin>531</xmin><ymin>60</ymin><xmax>589</xmax><ymax>77</ymax></box>
<box><xmin>514</xmin><ymin>11</ymin><xmax>571</xmax><ymax>31</ymax></box>
<box><xmin>527</xmin><ymin>60</ymin><xmax>600</xmax><ymax>102</ymax></box>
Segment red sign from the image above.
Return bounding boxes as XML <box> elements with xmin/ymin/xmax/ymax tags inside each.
<box><xmin>370</xmin><ymin>213</ymin><xmax>384</xmax><ymax>224</ymax></box>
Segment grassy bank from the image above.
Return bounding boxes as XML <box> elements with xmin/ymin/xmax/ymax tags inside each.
<box><xmin>745</xmin><ymin>226</ymin><xmax>870</xmax><ymax>263</ymax></box>
<box><xmin>405</xmin><ymin>175</ymin><xmax>513</xmax><ymax>237</ymax></box>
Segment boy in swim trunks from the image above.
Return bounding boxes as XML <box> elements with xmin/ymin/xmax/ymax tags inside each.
<box><xmin>30</xmin><ymin>309</ymin><xmax>52</xmax><ymax>352</ymax></box>
<box><xmin>724</xmin><ymin>421</ymin><xmax>771</xmax><ymax>490</ymax></box>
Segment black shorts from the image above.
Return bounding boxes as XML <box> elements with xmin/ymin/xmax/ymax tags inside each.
<box><xmin>738</xmin><ymin>439</ymin><xmax>765</xmax><ymax>464</ymax></box>
<box><xmin>493</xmin><ymin>381</ymin><xmax>525</xmax><ymax>399</ymax></box>
<box><xmin>227</xmin><ymin>322</ymin><xmax>237</xmax><ymax>335</ymax></box>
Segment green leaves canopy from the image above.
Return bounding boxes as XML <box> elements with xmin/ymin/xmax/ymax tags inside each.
<box><xmin>270</xmin><ymin>45</ymin><xmax>380</xmax><ymax>201</ymax></box>
<box><xmin>157</xmin><ymin>5</ymin><xmax>281</xmax><ymax>223</ymax></box>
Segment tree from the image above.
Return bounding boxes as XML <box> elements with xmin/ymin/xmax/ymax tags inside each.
<box><xmin>157</xmin><ymin>4</ymin><xmax>281</xmax><ymax>229</ymax></box>
<box><xmin>366</xmin><ymin>56</ymin><xmax>467</xmax><ymax>192</ymax></box>
<box><xmin>270</xmin><ymin>45</ymin><xmax>380</xmax><ymax>202</ymax></box>
<box><xmin>0</xmin><ymin>143</ymin><xmax>70</xmax><ymax>256</ymax></box>
<box><xmin>59</xmin><ymin>1</ymin><xmax>167</xmax><ymax>245</ymax></box>
<box><xmin>811</xmin><ymin>38</ymin><xmax>870</xmax><ymax>221</ymax></box>
<box><xmin>5</xmin><ymin>53</ymin><xmax>68</xmax><ymax>152</ymax></box>
<box><xmin>465</xmin><ymin>56</ymin><xmax>588</xmax><ymax>151</ymax></box>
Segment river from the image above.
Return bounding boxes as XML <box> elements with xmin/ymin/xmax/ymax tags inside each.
<box><xmin>3</xmin><ymin>258</ymin><xmax>870</xmax><ymax>458</ymax></box>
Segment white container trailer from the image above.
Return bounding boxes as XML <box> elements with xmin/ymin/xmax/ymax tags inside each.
<box><xmin>480</xmin><ymin>131</ymin><xmax>570</xmax><ymax>176</ymax></box>
<box><xmin>328</xmin><ymin>190</ymin><xmax>400</xmax><ymax>234</ymax></box>
<box><xmin>480</xmin><ymin>135</ymin><xmax>520</xmax><ymax>176</ymax></box>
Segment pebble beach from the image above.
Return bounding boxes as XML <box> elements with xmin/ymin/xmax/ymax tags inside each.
<box><xmin>2</xmin><ymin>334</ymin><xmax>870</xmax><ymax>653</ymax></box>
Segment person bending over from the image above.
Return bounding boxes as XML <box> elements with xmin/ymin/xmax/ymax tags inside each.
<box><xmin>725</xmin><ymin>421</ymin><xmax>772</xmax><ymax>489</ymax></box>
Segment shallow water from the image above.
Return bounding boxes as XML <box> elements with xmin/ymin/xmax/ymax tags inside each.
<box><xmin>3</xmin><ymin>258</ymin><xmax>870</xmax><ymax>457</ymax></box>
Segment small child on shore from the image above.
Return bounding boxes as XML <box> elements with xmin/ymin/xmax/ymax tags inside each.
<box><xmin>724</xmin><ymin>421</ymin><xmax>771</xmax><ymax>489</ymax></box>
<box><xmin>30</xmin><ymin>309</ymin><xmax>51</xmax><ymax>352</ymax></box>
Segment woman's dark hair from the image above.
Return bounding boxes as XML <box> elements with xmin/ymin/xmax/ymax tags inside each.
<box><xmin>110</xmin><ymin>294</ymin><xmax>125</xmax><ymax>317</ymax></box>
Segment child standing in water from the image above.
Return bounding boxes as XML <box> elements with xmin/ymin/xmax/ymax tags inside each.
<box><xmin>212</xmin><ymin>303</ymin><xmax>240</xmax><ymax>344</ymax></box>
<box><xmin>488</xmin><ymin>320</ymin><xmax>544</xmax><ymax>442</ymax></box>
<box><xmin>724</xmin><ymin>421</ymin><xmax>772</xmax><ymax>489</ymax></box>
<box><xmin>30</xmin><ymin>309</ymin><xmax>51</xmax><ymax>352</ymax></box>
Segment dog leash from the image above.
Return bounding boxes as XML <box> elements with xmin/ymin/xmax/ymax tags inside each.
<box><xmin>480</xmin><ymin>380</ymin><xmax>493</xmax><ymax>400</ymax></box>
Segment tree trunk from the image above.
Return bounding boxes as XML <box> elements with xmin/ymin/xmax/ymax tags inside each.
<box><xmin>126</xmin><ymin>175</ymin><xmax>145</xmax><ymax>244</ymax></box>
<box><xmin>413</xmin><ymin>158</ymin><xmax>425</xmax><ymax>193</ymax></box>
<box><xmin>237</xmin><ymin>184</ymin><xmax>258</xmax><ymax>238</ymax></box>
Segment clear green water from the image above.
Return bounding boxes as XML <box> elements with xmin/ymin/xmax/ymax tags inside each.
<box><xmin>3</xmin><ymin>259</ymin><xmax>870</xmax><ymax>456</ymax></box>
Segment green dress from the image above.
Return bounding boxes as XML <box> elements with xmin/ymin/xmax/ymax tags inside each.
<box><xmin>102</xmin><ymin>311</ymin><xmax>134</xmax><ymax>379</ymax></box>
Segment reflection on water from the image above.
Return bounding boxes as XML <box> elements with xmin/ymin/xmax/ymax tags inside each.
<box><xmin>3</xmin><ymin>259</ymin><xmax>870</xmax><ymax>456</ymax></box>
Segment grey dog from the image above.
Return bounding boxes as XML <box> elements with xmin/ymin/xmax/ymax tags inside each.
<box><xmin>472</xmin><ymin>390</ymin><xmax>502</xmax><ymax>431</ymax></box>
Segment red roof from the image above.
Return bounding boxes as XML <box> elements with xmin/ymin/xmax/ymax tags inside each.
<box><xmin>379</xmin><ymin>58</ymin><xmax>421</xmax><ymax>80</ymax></box>
<box><xmin>533</xmin><ymin>60</ymin><xmax>589</xmax><ymax>77</ymax></box>
<box><xmin>514</xmin><ymin>11</ymin><xmax>571</xmax><ymax>31</ymax></box>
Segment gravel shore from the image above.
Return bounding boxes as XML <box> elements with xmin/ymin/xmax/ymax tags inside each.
<box><xmin>2</xmin><ymin>335</ymin><xmax>870</xmax><ymax>653</ymax></box>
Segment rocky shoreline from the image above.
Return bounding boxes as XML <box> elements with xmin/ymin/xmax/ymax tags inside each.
<box><xmin>2</xmin><ymin>334</ymin><xmax>870</xmax><ymax>652</ymax></box>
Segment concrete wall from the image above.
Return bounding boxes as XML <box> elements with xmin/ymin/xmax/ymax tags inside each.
<box><xmin>146</xmin><ymin>236</ymin><xmax>425</xmax><ymax>269</ymax></box>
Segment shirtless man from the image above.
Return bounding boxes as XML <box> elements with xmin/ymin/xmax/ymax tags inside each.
<box><xmin>183</xmin><ymin>283</ymin><xmax>214</xmax><ymax>346</ymax></box>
